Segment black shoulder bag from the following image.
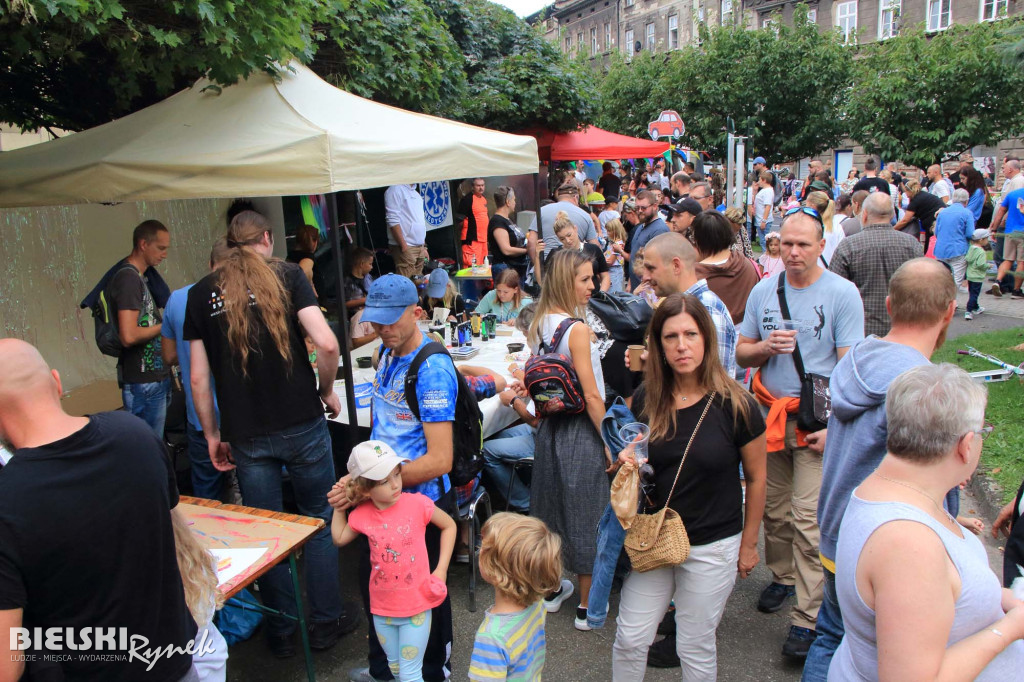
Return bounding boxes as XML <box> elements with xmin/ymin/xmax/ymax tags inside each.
<box><xmin>776</xmin><ymin>272</ymin><xmax>831</xmax><ymax>432</ymax></box>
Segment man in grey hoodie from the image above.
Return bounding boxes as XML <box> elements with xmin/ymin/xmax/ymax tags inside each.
<box><xmin>801</xmin><ymin>258</ymin><xmax>957</xmax><ymax>682</ymax></box>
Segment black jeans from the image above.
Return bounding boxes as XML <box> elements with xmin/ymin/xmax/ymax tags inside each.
<box><xmin>360</xmin><ymin>489</ymin><xmax>456</xmax><ymax>681</ymax></box>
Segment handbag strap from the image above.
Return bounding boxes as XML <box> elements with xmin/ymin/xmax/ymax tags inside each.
<box><xmin>660</xmin><ymin>391</ymin><xmax>716</xmax><ymax>512</ymax></box>
<box><xmin>775</xmin><ymin>272</ymin><xmax>808</xmax><ymax>380</ymax></box>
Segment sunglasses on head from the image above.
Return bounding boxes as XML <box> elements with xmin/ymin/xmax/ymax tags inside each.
<box><xmin>783</xmin><ymin>206</ymin><xmax>824</xmax><ymax>227</ymax></box>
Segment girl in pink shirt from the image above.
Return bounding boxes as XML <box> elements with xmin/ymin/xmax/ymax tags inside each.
<box><xmin>333</xmin><ymin>441</ymin><xmax>456</xmax><ymax>681</ymax></box>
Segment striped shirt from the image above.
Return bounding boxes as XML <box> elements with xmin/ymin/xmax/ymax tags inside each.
<box><xmin>468</xmin><ymin>600</ymin><xmax>546</xmax><ymax>681</ymax></box>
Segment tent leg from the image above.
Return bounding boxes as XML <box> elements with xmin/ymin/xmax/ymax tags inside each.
<box><xmin>327</xmin><ymin>192</ymin><xmax>358</xmax><ymax>428</ymax></box>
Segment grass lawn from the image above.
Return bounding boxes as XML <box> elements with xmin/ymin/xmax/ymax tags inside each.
<box><xmin>933</xmin><ymin>328</ymin><xmax>1024</xmax><ymax>503</ymax></box>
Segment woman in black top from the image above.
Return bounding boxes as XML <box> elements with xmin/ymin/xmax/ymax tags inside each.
<box><xmin>487</xmin><ymin>185</ymin><xmax>529</xmax><ymax>282</ymax></box>
<box><xmin>287</xmin><ymin>223</ymin><xmax>321</xmax><ymax>298</ymax></box>
<box><xmin>611</xmin><ymin>293</ymin><xmax>766</xmax><ymax>681</ymax></box>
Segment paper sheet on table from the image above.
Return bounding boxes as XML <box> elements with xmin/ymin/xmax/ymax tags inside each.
<box><xmin>210</xmin><ymin>547</ymin><xmax>268</xmax><ymax>587</ymax></box>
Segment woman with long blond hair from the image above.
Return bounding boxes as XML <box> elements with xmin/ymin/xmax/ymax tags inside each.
<box><xmin>184</xmin><ymin>209</ymin><xmax>350</xmax><ymax>657</ymax></box>
<box><xmin>527</xmin><ymin>248</ymin><xmax>610</xmax><ymax>632</ymax></box>
<box><xmin>171</xmin><ymin>509</ymin><xmax>228</xmax><ymax>680</ymax></box>
<box><xmin>612</xmin><ymin>293</ymin><xmax>767</xmax><ymax>680</ymax></box>
<box><xmin>805</xmin><ymin>190</ymin><xmax>844</xmax><ymax>264</ymax></box>
<box><xmin>604</xmin><ymin>218</ymin><xmax>628</xmax><ymax>292</ymax></box>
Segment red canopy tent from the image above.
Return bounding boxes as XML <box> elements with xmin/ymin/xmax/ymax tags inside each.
<box><xmin>523</xmin><ymin>126</ymin><xmax>670</xmax><ymax>162</ymax></box>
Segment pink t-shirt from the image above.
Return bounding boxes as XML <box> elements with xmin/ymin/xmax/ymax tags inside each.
<box><xmin>347</xmin><ymin>492</ymin><xmax>448</xmax><ymax>617</ymax></box>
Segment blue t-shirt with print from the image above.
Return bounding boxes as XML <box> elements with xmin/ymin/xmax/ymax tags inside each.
<box><xmin>161</xmin><ymin>285</ymin><xmax>218</xmax><ymax>431</ymax></box>
<box><xmin>1001</xmin><ymin>187</ymin><xmax>1024</xmax><ymax>234</ymax></box>
<box><xmin>370</xmin><ymin>335</ymin><xmax>458</xmax><ymax>501</ymax></box>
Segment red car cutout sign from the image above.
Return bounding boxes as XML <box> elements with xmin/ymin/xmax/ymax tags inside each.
<box><xmin>648</xmin><ymin>110</ymin><xmax>685</xmax><ymax>140</ymax></box>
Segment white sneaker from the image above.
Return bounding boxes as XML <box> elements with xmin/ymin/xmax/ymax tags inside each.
<box><xmin>965</xmin><ymin>311</ymin><xmax>974</xmax><ymax>320</ymax></box>
<box><xmin>543</xmin><ymin>579</ymin><xmax>575</xmax><ymax>613</ymax></box>
<box><xmin>574</xmin><ymin>605</ymin><xmax>592</xmax><ymax>631</ymax></box>
<box><xmin>976</xmin><ymin>306</ymin><xmax>986</xmax><ymax>314</ymax></box>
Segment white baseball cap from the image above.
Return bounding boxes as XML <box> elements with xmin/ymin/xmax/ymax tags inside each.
<box><xmin>347</xmin><ymin>440</ymin><xmax>409</xmax><ymax>481</ymax></box>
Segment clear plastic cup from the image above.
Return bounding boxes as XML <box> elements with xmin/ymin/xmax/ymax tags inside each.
<box><xmin>619</xmin><ymin>423</ymin><xmax>651</xmax><ymax>465</ymax></box>
<box><xmin>778</xmin><ymin>320</ymin><xmax>801</xmax><ymax>332</ymax></box>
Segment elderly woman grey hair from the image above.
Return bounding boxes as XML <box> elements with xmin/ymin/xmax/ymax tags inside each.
<box><xmin>828</xmin><ymin>363</ymin><xmax>1024</xmax><ymax>682</ymax></box>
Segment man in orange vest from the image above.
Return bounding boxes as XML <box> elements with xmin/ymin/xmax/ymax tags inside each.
<box><xmin>459</xmin><ymin>178</ymin><xmax>490</xmax><ymax>269</ymax></box>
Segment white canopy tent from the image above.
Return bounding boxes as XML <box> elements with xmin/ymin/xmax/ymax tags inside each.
<box><xmin>0</xmin><ymin>62</ymin><xmax>538</xmax><ymax>207</ymax></box>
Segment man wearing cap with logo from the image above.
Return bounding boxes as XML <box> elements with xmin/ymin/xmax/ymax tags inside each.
<box><xmin>665</xmin><ymin>198</ymin><xmax>703</xmax><ymax>244</ymax></box>
<box><xmin>329</xmin><ymin>274</ymin><xmax>458</xmax><ymax>682</ymax></box>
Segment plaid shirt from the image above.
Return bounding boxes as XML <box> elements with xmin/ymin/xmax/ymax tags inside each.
<box><xmin>829</xmin><ymin>223</ymin><xmax>923</xmax><ymax>337</ymax></box>
<box><xmin>686</xmin><ymin>279</ymin><xmax>738</xmax><ymax>376</ymax></box>
<box><xmin>464</xmin><ymin>374</ymin><xmax>497</xmax><ymax>401</ymax></box>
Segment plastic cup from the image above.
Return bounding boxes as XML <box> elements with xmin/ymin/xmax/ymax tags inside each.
<box><xmin>619</xmin><ymin>423</ymin><xmax>651</xmax><ymax>464</ymax></box>
<box><xmin>778</xmin><ymin>320</ymin><xmax>801</xmax><ymax>332</ymax></box>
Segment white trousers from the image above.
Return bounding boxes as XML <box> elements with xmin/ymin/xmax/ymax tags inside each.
<box><xmin>612</xmin><ymin>532</ymin><xmax>742</xmax><ymax>681</ymax></box>
<box><xmin>939</xmin><ymin>255</ymin><xmax>968</xmax><ymax>288</ymax></box>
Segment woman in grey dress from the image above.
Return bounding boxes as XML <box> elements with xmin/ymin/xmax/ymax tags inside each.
<box><xmin>527</xmin><ymin>245</ymin><xmax>611</xmax><ymax>632</ymax></box>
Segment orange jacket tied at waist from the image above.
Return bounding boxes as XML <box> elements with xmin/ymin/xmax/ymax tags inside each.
<box><xmin>751</xmin><ymin>370</ymin><xmax>809</xmax><ymax>452</ymax></box>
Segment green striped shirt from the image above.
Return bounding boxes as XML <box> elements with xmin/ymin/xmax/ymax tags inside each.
<box><xmin>468</xmin><ymin>600</ymin><xmax>546</xmax><ymax>681</ymax></box>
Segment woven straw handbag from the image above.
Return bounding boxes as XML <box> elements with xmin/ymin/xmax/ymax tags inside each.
<box><xmin>624</xmin><ymin>393</ymin><xmax>715</xmax><ymax>573</ymax></box>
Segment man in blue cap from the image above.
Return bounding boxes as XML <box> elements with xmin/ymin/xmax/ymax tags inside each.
<box><xmin>329</xmin><ymin>274</ymin><xmax>458</xmax><ymax>682</ymax></box>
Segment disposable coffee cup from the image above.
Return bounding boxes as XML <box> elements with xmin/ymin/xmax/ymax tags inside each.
<box><xmin>627</xmin><ymin>345</ymin><xmax>645</xmax><ymax>371</ymax></box>
<box><xmin>619</xmin><ymin>423</ymin><xmax>651</xmax><ymax>464</ymax></box>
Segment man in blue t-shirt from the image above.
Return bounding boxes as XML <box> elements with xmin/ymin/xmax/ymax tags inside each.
<box><xmin>990</xmin><ymin>186</ymin><xmax>1024</xmax><ymax>297</ymax></box>
<box><xmin>161</xmin><ymin>240</ymin><xmax>226</xmax><ymax>499</ymax></box>
<box><xmin>330</xmin><ymin>273</ymin><xmax>457</xmax><ymax>682</ymax></box>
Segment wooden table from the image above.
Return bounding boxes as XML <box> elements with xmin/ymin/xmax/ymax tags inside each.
<box><xmin>180</xmin><ymin>497</ymin><xmax>324</xmax><ymax>681</ymax></box>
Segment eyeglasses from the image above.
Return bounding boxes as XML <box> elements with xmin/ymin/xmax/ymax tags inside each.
<box><xmin>973</xmin><ymin>422</ymin><xmax>995</xmax><ymax>441</ymax></box>
<box><xmin>783</xmin><ymin>206</ymin><xmax>824</xmax><ymax>227</ymax></box>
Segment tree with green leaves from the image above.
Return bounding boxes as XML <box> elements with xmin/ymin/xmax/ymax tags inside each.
<box><xmin>597</xmin><ymin>6</ymin><xmax>852</xmax><ymax>162</ymax></box>
<box><xmin>847</xmin><ymin>19</ymin><xmax>1024</xmax><ymax>168</ymax></box>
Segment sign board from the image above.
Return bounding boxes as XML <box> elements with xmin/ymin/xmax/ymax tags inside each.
<box><xmin>648</xmin><ymin>110</ymin><xmax>685</xmax><ymax>141</ymax></box>
<box><xmin>421</xmin><ymin>180</ymin><xmax>453</xmax><ymax>231</ymax></box>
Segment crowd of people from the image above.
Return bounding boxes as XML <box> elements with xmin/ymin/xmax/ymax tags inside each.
<box><xmin>3</xmin><ymin>151</ymin><xmax>1024</xmax><ymax>682</ymax></box>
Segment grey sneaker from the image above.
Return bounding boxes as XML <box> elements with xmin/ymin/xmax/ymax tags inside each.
<box><xmin>348</xmin><ymin>668</ymin><xmax>386</xmax><ymax>682</ymax></box>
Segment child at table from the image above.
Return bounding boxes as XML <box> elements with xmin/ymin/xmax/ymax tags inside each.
<box><xmin>170</xmin><ymin>509</ymin><xmax>229</xmax><ymax>682</ymax></box>
<box><xmin>468</xmin><ymin>513</ymin><xmax>562</xmax><ymax>681</ymax></box>
<box><xmin>332</xmin><ymin>441</ymin><xmax>456</xmax><ymax>682</ymax></box>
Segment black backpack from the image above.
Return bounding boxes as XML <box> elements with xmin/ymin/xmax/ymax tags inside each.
<box><xmin>90</xmin><ymin>264</ymin><xmax>145</xmax><ymax>357</ymax></box>
<box><xmin>402</xmin><ymin>342</ymin><xmax>484</xmax><ymax>487</ymax></box>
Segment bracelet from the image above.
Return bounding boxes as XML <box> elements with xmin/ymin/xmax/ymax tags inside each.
<box><xmin>511</xmin><ymin>396</ymin><xmax>522</xmax><ymax>408</ymax></box>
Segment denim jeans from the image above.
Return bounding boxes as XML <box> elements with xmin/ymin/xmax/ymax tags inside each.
<box><xmin>482</xmin><ymin>424</ymin><xmax>536</xmax><ymax>510</ymax></box>
<box><xmin>967</xmin><ymin>280</ymin><xmax>982</xmax><ymax>313</ymax></box>
<box><xmin>230</xmin><ymin>416</ymin><xmax>343</xmax><ymax>635</ymax></box>
<box><xmin>587</xmin><ymin>503</ymin><xmax>627</xmax><ymax>629</ymax></box>
<box><xmin>756</xmin><ymin>221</ymin><xmax>772</xmax><ymax>251</ymax></box>
<box><xmin>609</xmin><ymin>264</ymin><xmax>625</xmax><ymax>293</ymax></box>
<box><xmin>186</xmin><ymin>423</ymin><xmax>225</xmax><ymax>500</ymax></box>
<box><xmin>122</xmin><ymin>378</ymin><xmax>171</xmax><ymax>439</ymax></box>
<box><xmin>801</xmin><ymin>568</ymin><xmax>842</xmax><ymax>682</ymax></box>
<box><xmin>490</xmin><ymin>262</ymin><xmax>508</xmax><ymax>283</ymax></box>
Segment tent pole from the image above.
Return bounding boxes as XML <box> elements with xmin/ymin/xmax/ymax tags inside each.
<box><xmin>327</xmin><ymin>192</ymin><xmax>358</xmax><ymax>427</ymax></box>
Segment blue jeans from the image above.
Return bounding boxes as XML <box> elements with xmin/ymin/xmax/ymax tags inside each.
<box><xmin>373</xmin><ymin>611</ymin><xmax>432</xmax><ymax>681</ymax></box>
<box><xmin>482</xmin><ymin>424</ymin><xmax>536</xmax><ymax>511</ymax></box>
<box><xmin>186</xmin><ymin>423</ymin><xmax>225</xmax><ymax>500</ymax></box>
<box><xmin>490</xmin><ymin>262</ymin><xmax>508</xmax><ymax>283</ymax></box>
<box><xmin>609</xmin><ymin>264</ymin><xmax>625</xmax><ymax>292</ymax></box>
<box><xmin>967</xmin><ymin>281</ymin><xmax>982</xmax><ymax>313</ymax></box>
<box><xmin>230</xmin><ymin>416</ymin><xmax>343</xmax><ymax>635</ymax></box>
<box><xmin>756</xmin><ymin>221</ymin><xmax>772</xmax><ymax>251</ymax></box>
<box><xmin>801</xmin><ymin>568</ymin><xmax>841</xmax><ymax>682</ymax></box>
<box><xmin>587</xmin><ymin>503</ymin><xmax>628</xmax><ymax>629</ymax></box>
<box><xmin>122</xmin><ymin>378</ymin><xmax>171</xmax><ymax>439</ymax></box>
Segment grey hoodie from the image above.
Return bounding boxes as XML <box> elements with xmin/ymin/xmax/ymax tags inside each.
<box><xmin>818</xmin><ymin>336</ymin><xmax>929</xmax><ymax>563</ymax></box>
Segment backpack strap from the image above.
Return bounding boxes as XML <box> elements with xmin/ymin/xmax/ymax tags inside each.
<box><xmin>402</xmin><ymin>341</ymin><xmax>452</xmax><ymax>421</ymax></box>
<box><xmin>542</xmin><ymin>317</ymin><xmax>581</xmax><ymax>354</ymax></box>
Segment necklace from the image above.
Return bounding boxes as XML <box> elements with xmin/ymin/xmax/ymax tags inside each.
<box><xmin>874</xmin><ymin>473</ymin><xmax>958</xmax><ymax>526</ymax></box>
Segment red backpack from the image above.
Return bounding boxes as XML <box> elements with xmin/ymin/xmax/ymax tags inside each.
<box><xmin>524</xmin><ymin>318</ymin><xmax>587</xmax><ymax>417</ymax></box>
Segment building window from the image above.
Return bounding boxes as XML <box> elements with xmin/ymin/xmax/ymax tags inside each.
<box><xmin>591</xmin><ymin>27</ymin><xmax>598</xmax><ymax>56</ymax></box>
<box><xmin>927</xmin><ymin>0</ymin><xmax>951</xmax><ymax>30</ymax></box>
<box><xmin>721</xmin><ymin>0</ymin><xmax>733</xmax><ymax>25</ymax></box>
<box><xmin>668</xmin><ymin>15</ymin><xmax>679</xmax><ymax>49</ymax></box>
<box><xmin>980</xmin><ymin>0</ymin><xmax>1008</xmax><ymax>20</ymax></box>
<box><xmin>694</xmin><ymin>5</ymin><xmax>706</xmax><ymax>44</ymax></box>
<box><xmin>761</xmin><ymin>15</ymin><xmax>778</xmax><ymax>31</ymax></box>
<box><xmin>605</xmin><ymin>22</ymin><xmax>612</xmax><ymax>50</ymax></box>
<box><xmin>577</xmin><ymin>32</ymin><xmax>584</xmax><ymax>54</ymax></box>
<box><xmin>836</xmin><ymin>1</ymin><xmax>857</xmax><ymax>43</ymax></box>
<box><xmin>807</xmin><ymin>8</ymin><xmax>817</xmax><ymax>22</ymax></box>
<box><xmin>624</xmin><ymin>0</ymin><xmax>634</xmax><ymax>6</ymax></box>
<box><xmin>879</xmin><ymin>0</ymin><xmax>900</xmax><ymax>39</ymax></box>
<box><xmin>565</xmin><ymin>36</ymin><xmax>572</xmax><ymax>53</ymax></box>
<box><xmin>646</xmin><ymin>22</ymin><xmax>656</xmax><ymax>51</ymax></box>
<box><xmin>625</xmin><ymin>28</ymin><xmax>635</xmax><ymax>58</ymax></box>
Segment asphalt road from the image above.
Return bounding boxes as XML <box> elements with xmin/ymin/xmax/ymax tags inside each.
<box><xmin>225</xmin><ymin>312</ymin><xmax>1023</xmax><ymax>682</ymax></box>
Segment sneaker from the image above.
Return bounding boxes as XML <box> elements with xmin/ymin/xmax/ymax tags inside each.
<box><xmin>267</xmin><ymin>631</ymin><xmax>296</xmax><ymax>659</ymax></box>
<box><xmin>965</xmin><ymin>311</ymin><xmax>974</xmax><ymax>320</ymax></box>
<box><xmin>574</xmin><ymin>606</ymin><xmax>592</xmax><ymax>631</ymax></box>
<box><xmin>781</xmin><ymin>625</ymin><xmax>817</xmax><ymax>658</ymax></box>
<box><xmin>757</xmin><ymin>582</ymin><xmax>796</xmax><ymax>613</ymax></box>
<box><xmin>657</xmin><ymin>609</ymin><xmax>676</xmax><ymax>636</ymax></box>
<box><xmin>1012</xmin><ymin>290</ymin><xmax>1024</xmax><ymax>299</ymax></box>
<box><xmin>348</xmin><ymin>668</ymin><xmax>386</xmax><ymax>682</ymax></box>
<box><xmin>308</xmin><ymin>606</ymin><xmax>362</xmax><ymax>650</ymax></box>
<box><xmin>543</xmin><ymin>579</ymin><xmax>575</xmax><ymax>613</ymax></box>
<box><xmin>976</xmin><ymin>306</ymin><xmax>986</xmax><ymax>314</ymax></box>
<box><xmin>646</xmin><ymin>636</ymin><xmax>681</xmax><ymax>668</ymax></box>
<box><xmin>988</xmin><ymin>284</ymin><xmax>1003</xmax><ymax>297</ymax></box>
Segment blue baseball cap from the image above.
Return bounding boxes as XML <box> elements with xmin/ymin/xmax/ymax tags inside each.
<box><xmin>753</xmin><ymin>156</ymin><xmax>767</xmax><ymax>165</ymax></box>
<box><xmin>426</xmin><ymin>269</ymin><xmax>449</xmax><ymax>298</ymax></box>
<box><xmin>361</xmin><ymin>274</ymin><xmax>419</xmax><ymax>325</ymax></box>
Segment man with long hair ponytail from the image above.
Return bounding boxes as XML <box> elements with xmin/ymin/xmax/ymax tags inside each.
<box><xmin>184</xmin><ymin>210</ymin><xmax>356</xmax><ymax>658</ymax></box>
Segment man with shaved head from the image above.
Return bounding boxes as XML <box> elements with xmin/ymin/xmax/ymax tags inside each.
<box><xmin>0</xmin><ymin>339</ymin><xmax>198</xmax><ymax>681</ymax></box>
<box><xmin>926</xmin><ymin>164</ymin><xmax>951</xmax><ymax>205</ymax></box>
<box><xmin>828</xmin><ymin>191</ymin><xmax>923</xmax><ymax>336</ymax></box>
<box><xmin>802</xmin><ymin>258</ymin><xmax>958</xmax><ymax>681</ymax></box>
